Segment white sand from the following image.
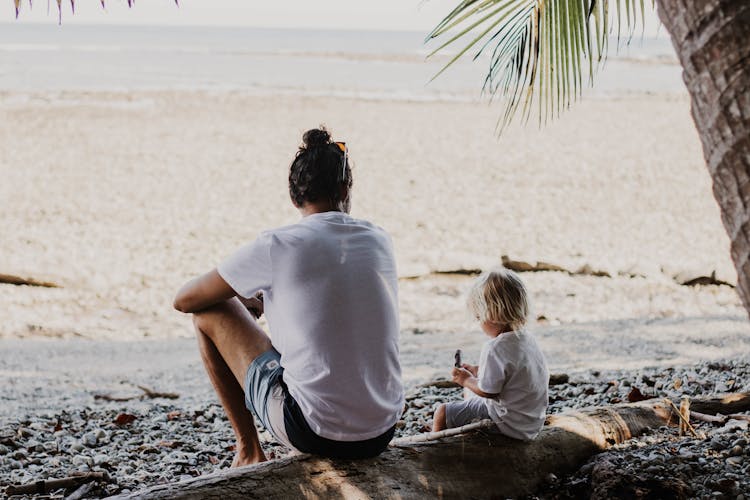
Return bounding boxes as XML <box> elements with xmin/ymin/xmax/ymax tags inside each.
<box><xmin>0</xmin><ymin>90</ymin><xmax>742</xmax><ymax>341</ymax></box>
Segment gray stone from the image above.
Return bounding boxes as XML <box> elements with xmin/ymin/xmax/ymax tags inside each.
<box><xmin>710</xmin><ymin>439</ymin><xmax>725</xmax><ymax>451</ymax></box>
<box><xmin>69</xmin><ymin>441</ymin><xmax>85</xmax><ymax>452</ymax></box>
<box><xmin>726</xmin><ymin>456</ymin><xmax>743</xmax><ymax>466</ymax></box>
<box><xmin>729</xmin><ymin>445</ymin><xmax>743</xmax><ymax>457</ymax></box>
<box><xmin>82</xmin><ymin>432</ymin><xmax>98</xmax><ymax>447</ymax></box>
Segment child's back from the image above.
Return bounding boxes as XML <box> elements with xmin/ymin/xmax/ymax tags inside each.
<box><xmin>477</xmin><ymin>329</ymin><xmax>548</xmax><ymax>440</ymax></box>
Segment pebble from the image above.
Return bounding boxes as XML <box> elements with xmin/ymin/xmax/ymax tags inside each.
<box><xmin>82</xmin><ymin>431</ymin><xmax>98</xmax><ymax>447</ymax></box>
<box><xmin>727</xmin><ymin>456</ymin><xmax>744</xmax><ymax>466</ymax></box>
<box><xmin>69</xmin><ymin>441</ymin><xmax>84</xmax><ymax>452</ymax></box>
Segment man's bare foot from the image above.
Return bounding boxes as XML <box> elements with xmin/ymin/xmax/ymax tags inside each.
<box><xmin>231</xmin><ymin>449</ymin><xmax>267</xmax><ymax>468</ymax></box>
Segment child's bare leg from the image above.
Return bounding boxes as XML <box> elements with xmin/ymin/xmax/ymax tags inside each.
<box><xmin>432</xmin><ymin>404</ymin><xmax>447</xmax><ymax>432</ymax></box>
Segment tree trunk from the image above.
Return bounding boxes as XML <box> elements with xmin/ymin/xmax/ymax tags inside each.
<box><xmin>655</xmin><ymin>0</ymin><xmax>750</xmax><ymax>313</ymax></box>
<box><xmin>109</xmin><ymin>393</ymin><xmax>750</xmax><ymax>499</ymax></box>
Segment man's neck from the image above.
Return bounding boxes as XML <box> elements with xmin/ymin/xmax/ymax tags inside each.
<box><xmin>299</xmin><ymin>202</ymin><xmax>340</xmax><ymax>217</ymax></box>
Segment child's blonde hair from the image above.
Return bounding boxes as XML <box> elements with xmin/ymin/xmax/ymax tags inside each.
<box><xmin>467</xmin><ymin>268</ymin><xmax>529</xmax><ymax>331</ymax></box>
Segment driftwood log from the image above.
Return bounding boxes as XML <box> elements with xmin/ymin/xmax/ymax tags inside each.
<box><xmin>111</xmin><ymin>393</ymin><xmax>750</xmax><ymax>499</ymax></box>
<box><xmin>0</xmin><ymin>273</ymin><xmax>59</xmax><ymax>288</ymax></box>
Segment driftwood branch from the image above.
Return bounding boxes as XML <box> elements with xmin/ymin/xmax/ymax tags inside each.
<box><xmin>93</xmin><ymin>385</ymin><xmax>179</xmax><ymax>402</ymax></box>
<box><xmin>6</xmin><ymin>472</ymin><xmax>109</xmax><ymax>496</ymax></box>
<box><xmin>690</xmin><ymin>410</ymin><xmax>750</xmax><ymax>424</ymax></box>
<box><xmin>0</xmin><ymin>273</ymin><xmax>60</xmax><ymax>288</ymax></box>
<box><xmin>111</xmin><ymin>392</ymin><xmax>750</xmax><ymax>499</ymax></box>
<box><xmin>64</xmin><ymin>481</ymin><xmax>96</xmax><ymax>500</ymax></box>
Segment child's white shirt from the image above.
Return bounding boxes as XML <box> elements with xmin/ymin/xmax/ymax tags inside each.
<box><xmin>477</xmin><ymin>329</ymin><xmax>549</xmax><ymax>440</ymax></box>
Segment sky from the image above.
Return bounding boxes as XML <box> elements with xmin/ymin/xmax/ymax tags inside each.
<box><xmin>3</xmin><ymin>0</ymin><xmax>463</xmax><ymax>31</ymax></box>
<box><xmin>3</xmin><ymin>0</ymin><xmax>665</xmax><ymax>34</ymax></box>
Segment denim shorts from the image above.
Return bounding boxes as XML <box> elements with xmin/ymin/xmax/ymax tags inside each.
<box><xmin>243</xmin><ymin>348</ymin><xmax>293</xmax><ymax>449</ymax></box>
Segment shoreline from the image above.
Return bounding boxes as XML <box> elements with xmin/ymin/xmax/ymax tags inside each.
<box><xmin>2</xmin><ymin>313</ymin><xmax>748</xmax><ymax>425</ymax></box>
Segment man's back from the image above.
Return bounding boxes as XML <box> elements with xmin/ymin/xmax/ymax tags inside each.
<box><xmin>219</xmin><ymin>211</ymin><xmax>404</xmax><ymax>441</ymax></box>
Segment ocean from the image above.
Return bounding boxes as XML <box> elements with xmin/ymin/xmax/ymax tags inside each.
<box><xmin>0</xmin><ymin>23</ymin><xmax>684</xmax><ymax>100</ymax></box>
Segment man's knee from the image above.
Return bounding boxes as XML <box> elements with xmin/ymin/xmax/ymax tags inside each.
<box><xmin>192</xmin><ymin>302</ymin><xmax>230</xmax><ymax>335</ymax></box>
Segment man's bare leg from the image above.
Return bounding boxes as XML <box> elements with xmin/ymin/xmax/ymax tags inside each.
<box><xmin>193</xmin><ymin>297</ymin><xmax>273</xmax><ymax>467</ymax></box>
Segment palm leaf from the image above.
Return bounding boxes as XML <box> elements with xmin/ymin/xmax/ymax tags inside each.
<box><xmin>11</xmin><ymin>0</ymin><xmax>178</xmax><ymax>23</ymax></box>
<box><xmin>426</xmin><ymin>0</ymin><xmax>652</xmax><ymax>133</ymax></box>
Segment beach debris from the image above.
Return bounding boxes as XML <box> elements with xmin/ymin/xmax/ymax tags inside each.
<box><xmin>678</xmin><ymin>396</ymin><xmax>692</xmax><ymax>436</ymax></box>
<box><xmin>5</xmin><ymin>471</ymin><xmax>109</xmax><ymax>496</ymax></box>
<box><xmin>114</xmin><ymin>413</ymin><xmax>137</xmax><ymax>426</ymax></box>
<box><xmin>94</xmin><ymin>385</ymin><xmax>179</xmax><ymax>402</ymax></box>
<box><xmin>627</xmin><ymin>387</ymin><xmax>655</xmax><ymax>403</ymax></box>
<box><xmin>501</xmin><ymin>255</ymin><xmax>568</xmax><ymax>273</ymax></box>
<box><xmin>548</xmin><ymin>373</ymin><xmax>570</xmax><ymax>386</ymax></box>
<box><xmin>65</xmin><ymin>480</ymin><xmax>96</xmax><ymax>500</ymax></box>
<box><xmin>433</xmin><ymin>268</ymin><xmax>483</xmax><ymax>276</ymax></box>
<box><xmin>574</xmin><ymin>264</ymin><xmax>612</xmax><ymax>278</ymax></box>
<box><xmin>663</xmin><ymin>398</ymin><xmax>700</xmax><ymax>438</ymax></box>
<box><xmin>678</xmin><ymin>270</ymin><xmax>735</xmax><ymax>288</ymax></box>
<box><xmin>0</xmin><ymin>273</ymin><xmax>60</xmax><ymax>288</ymax></box>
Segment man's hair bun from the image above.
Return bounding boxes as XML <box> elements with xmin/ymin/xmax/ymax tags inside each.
<box><xmin>302</xmin><ymin>127</ymin><xmax>331</xmax><ymax>148</ymax></box>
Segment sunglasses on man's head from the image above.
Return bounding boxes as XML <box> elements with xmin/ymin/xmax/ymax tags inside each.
<box><xmin>334</xmin><ymin>141</ymin><xmax>347</xmax><ymax>182</ymax></box>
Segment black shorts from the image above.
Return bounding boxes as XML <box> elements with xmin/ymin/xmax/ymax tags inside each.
<box><xmin>282</xmin><ymin>386</ymin><xmax>395</xmax><ymax>459</ymax></box>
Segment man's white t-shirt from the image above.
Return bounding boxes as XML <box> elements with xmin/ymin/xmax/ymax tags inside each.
<box><xmin>217</xmin><ymin>211</ymin><xmax>404</xmax><ymax>441</ymax></box>
<box><xmin>477</xmin><ymin>330</ymin><xmax>549</xmax><ymax>440</ymax></box>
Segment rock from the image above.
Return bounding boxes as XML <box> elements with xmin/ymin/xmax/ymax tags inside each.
<box><xmin>716</xmin><ymin>478</ymin><xmax>739</xmax><ymax>496</ymax></box>
<box><xmin>731</xmin><ymin>438</ymin><xmax>747</xmax><ymax>448</ymax></box>
<box><xmin>729</xmin><ymin>445</ymin><xmax>743</xmax><ymax>457</ymax></box>
<box><xmin>709</xmin><ymin>439</ymin><xmax>725</xmax><ymax>451</ymax></box>
<box><xmin>69</xmin><ymin>441</ymin><xmax>85</xmax><ymax>452</ymax></box>
<box><xmin>82</xmin><ymin>432</ymin><xmax>98</xmax><ymax>447</ymax></box>
<box><xmin>726</xmin><ymin>456</ymin><xmax>743</xmax><ymax>466</ymax></box>
<box><xmin>72</xmin><ymin>455</ymin><xmax>93</xmax><ymax>467</ymax></box>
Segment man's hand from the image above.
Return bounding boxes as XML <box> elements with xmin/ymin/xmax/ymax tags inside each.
<box><xmin>239</xmin><ymin>292</ymin><xmax>264</xmax><ymax>319</ymax></box>
<box><xmin>461</xmin><ymin>363</ymin><xmax>479</xmax><ymax>377</ymax></box>
<box><xmin>451</xmin><ymin>366</ymin><xmax>473</xmax><ymax>387</ymax></box>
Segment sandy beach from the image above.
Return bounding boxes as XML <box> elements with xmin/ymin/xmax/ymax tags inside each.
<box><xmin>0</xmin><ymin>90</ymin><xmax>740</xmax><ymax>343</ymax></box>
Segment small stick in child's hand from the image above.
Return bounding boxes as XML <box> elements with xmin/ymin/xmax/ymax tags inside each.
<box><xmin>454</xmin><ymin>349</ymin><xmax>462</xmax><ymax>368</ymax></box>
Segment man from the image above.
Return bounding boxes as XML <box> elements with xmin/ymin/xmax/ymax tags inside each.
<box><xmin>174</xmin><ymin>128</ymin><xmax>403</xmax><ymax>466</ymax></box>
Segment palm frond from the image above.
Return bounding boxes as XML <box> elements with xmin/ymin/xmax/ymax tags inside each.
<box><xmin>11</xmin><ymin>0</ymin><xmax>178</xmax><ymax>24</ymax></box>
<box><xmin>426</xmin><ymin>0</ymin><xmax>652</xmax><ymax>133</ymax></box>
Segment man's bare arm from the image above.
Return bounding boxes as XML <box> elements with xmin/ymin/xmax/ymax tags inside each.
<box><xmin>173</xmin><ymin>269</ymin><xmax>236</xmax><ymax>313</ymax></box>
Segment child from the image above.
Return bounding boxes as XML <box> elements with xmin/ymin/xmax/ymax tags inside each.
<box><xmin>432</xmin><ymin>268</ymin><xmax>549</xmax><ymax>441</ymax></box>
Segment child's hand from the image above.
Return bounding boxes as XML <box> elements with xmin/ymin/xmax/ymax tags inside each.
<box><xmin>461</xmin><ymin>364</ymin><xmax>479</xmax><ymax>377</ymax></box>
<box><xmin>451</xmin><ymin>367</ymin><xmax>473</xmax><ymax>387</ymax></box>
